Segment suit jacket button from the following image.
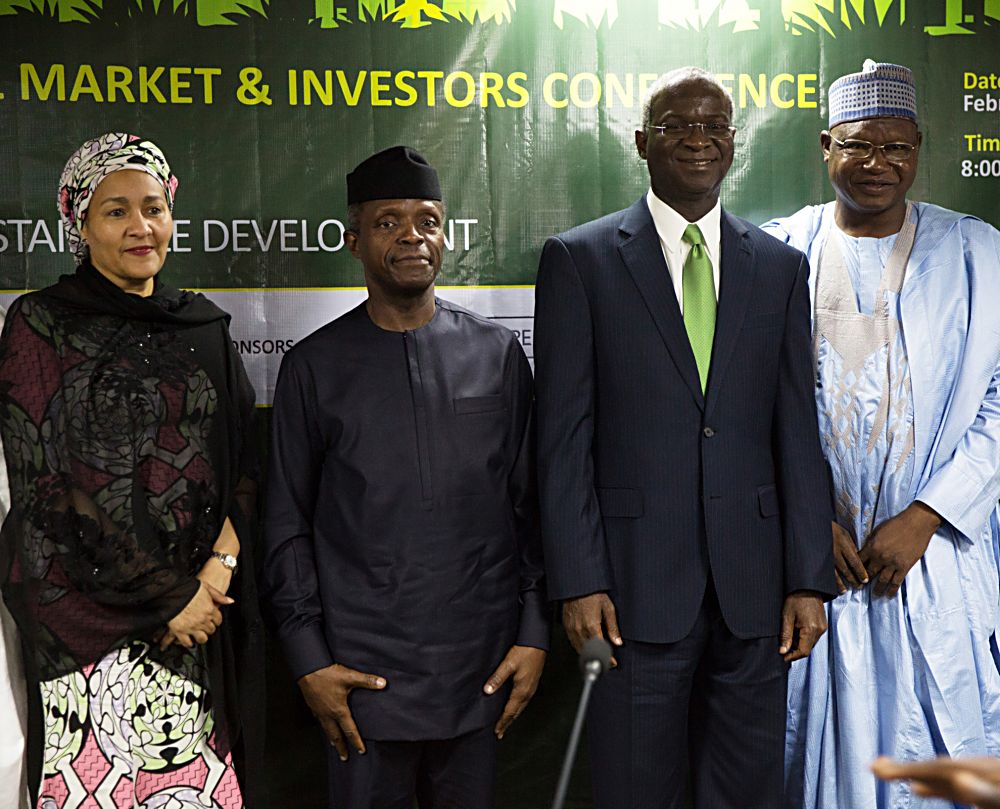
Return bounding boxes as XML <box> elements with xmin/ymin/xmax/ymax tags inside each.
<box><xmin>703</xmin><ymin>427</ymin><xmax>715</xmax><ymax>437</ymax></box>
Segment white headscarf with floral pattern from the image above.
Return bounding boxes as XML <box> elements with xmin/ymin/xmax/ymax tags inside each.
<box><xmin>58</xmin><ymin>133</ymin><xmax>178</xmax><ymax>265</ymax></box>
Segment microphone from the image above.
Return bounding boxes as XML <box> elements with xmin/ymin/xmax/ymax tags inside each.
<box><xmin>551</xmin><ymin>637</ymin><xmax>614</xmax><ymax>809</ymax></box>
<box><xmin>579</xmin><ymin>636</ymin><xmax>613</xmax><ymax>681</ymax></box>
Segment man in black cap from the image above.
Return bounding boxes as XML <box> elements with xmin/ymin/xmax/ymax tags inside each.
<box><xmin>263</xmin><ymin>146</ymin><xmax>548</xmax><ymax>808</ymax></box>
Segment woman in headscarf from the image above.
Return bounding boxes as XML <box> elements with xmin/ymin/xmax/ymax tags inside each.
<box><xmin>0</xmin><ymin>133</ymin><xmax>263</xmax><ymax>809</ymax></box>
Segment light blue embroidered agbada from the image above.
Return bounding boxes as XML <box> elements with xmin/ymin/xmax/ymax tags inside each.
<box><xmin>763</xmin><ymin>202</ymin><xmax>1000</xmax><ymax>809</ymax></box>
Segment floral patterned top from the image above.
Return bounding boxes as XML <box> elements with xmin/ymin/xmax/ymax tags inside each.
<box><xmin>0</xmin><ymin>263</ymin><xmax>264</xmax><ymax>800</ymax></box>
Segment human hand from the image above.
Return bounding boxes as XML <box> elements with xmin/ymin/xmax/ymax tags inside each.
<box><xmin>859</xmin><ymin>502</ymin><xmax>941</xmax><ymax>598</ymax></box>
<box><xmin>160</xmin><ymin>581</ymin><xmax>232</xmax><ymax>650</ymax></box>
<box><xmin>196</xmin><ymin>560</ymin><xmax>233</xmax><ymax>598</ymax></box>
<box><xmin>779</xmin><ymin>591</ymin><xmax>827</xmax><ymax>662</ymax></box>
<box><xmin>872</xmin><ymin>756</ymin><xmax>1000</xmax><ymax>808</ymax></box>
<box><xmin>197</xmin><ymin>517</ymin><xmax>240</xmax><ymax>596</ymax></box>
<box><xmin>483</xmin><ymin>645</ymin><xmax>547</xmax><ymax>739</ymax></box>
<box><xmin>562</xmin><ymin>593</ymin><xmax>622</xmax><ymax>666</ymax></box>
<box><xmin>832</xmin><ymin>521</ymin><xmax>868</xmax><ymax>593</ymax></box>
<box><xmin>298</xmin><ymin>663</ymin><xmax>387</xmax><ymax>761</ymax></box>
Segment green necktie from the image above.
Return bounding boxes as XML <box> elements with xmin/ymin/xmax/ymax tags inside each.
<box><xmin>681</xmin><ymin>224</ymin><xmax>716</xmax><ymax>393</ymax></box>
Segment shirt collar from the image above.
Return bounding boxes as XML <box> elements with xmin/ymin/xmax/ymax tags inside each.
<box><xmin>646</xmin><ymin>189</ymin><xmax>722</xmax><ymax>256</ymax></box>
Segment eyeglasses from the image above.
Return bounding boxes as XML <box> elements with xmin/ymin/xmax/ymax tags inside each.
<box><xmin>646</xmin><ymin>122</ymin><xmax>737</xmax><ymax>141</ymax></box>
<box><xmin>829</xmin><ymin>136</ymin><xmax>918</xmax><ymax>163</ymax></box>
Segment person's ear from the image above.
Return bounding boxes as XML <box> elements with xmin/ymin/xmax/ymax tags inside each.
<box><xmin>635</xmin><ymin>129</ymin><xmax>648</xmax><ymax>160</ymax></box>
<box><xmin>345</xmin><ymin>230</ymin><xmax>360</xmax><ymax>259</ymax></box>
<box><xmin>820</xmin><ymin>130</ymin><xmax>833</xmax><ymax>164</ymax></box>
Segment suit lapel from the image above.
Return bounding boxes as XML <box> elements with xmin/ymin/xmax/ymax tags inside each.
<box><xmin>618</xmin><ymin>199</ymin><xmax>705</xmax><ymax>410</ymax></box>
<box><xmin>705</xmin><ymin>212</ymin><xmax>755</xmax><ymax>419</ymax></box>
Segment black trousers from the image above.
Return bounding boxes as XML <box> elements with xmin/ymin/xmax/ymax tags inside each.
<box><xmin>327</xmin><ymin>724</ymin><xmax>498</xmax><ymax>809</ymax></box>
<box><xmin>587</xmin><ymin>582</ymin><xmax>788</xmax><ymax>809</ymax></box>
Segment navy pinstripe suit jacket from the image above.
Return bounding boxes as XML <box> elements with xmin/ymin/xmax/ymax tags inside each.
<box><xmin>534</xmin><ymin>196</ymin><xmax>836</xmax><ymax>642</ymax></box>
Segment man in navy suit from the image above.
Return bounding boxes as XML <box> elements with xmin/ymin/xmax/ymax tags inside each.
<box><xmin>534</xmin><ymin>67</ymin><xmax>836</xmax><ymax>809</ymax></box>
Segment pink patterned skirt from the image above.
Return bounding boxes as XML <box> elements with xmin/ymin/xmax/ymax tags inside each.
<box><xmin>36</xmin><ymin>641</ymin><xmax>242</xmax><ymax>809</ymax></box>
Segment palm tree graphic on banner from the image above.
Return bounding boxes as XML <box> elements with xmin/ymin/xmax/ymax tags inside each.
<box><xmin>782</xmin><ymin>0</ymin><xmax>998</xmax><ymax>34</ymax></box>
<box><xmin>1</xmin><ymin>0</ymin><xmax>994</xmax><ymax>32</ymax></box>
<box><xmin>442</xmin><ymin>0</ymin><xmax>516</xmax><ymax>23</ymax></box>
<box><xmin>552</xmin><ymin>0</ymin><xmax>617</xmax><ymax>28</ymax></box>
<box><xmin>0</xmin><ymin>0</ymin><xmax>267</xmax><ymax>24</ymax></box>
<box><xmin>391</xmin><ymin>0</ymin><xmax>515</xmax><ymax>26</ymax></box>
<box><xmin>782</xmin><ymin>0</ymin><xmax>906</xmax><ymax>34</ymax></box>
<box><xmin>657</xmin><ymin>0</ymin><xmax>760</xmax><ymax>31</ymax></box>
<box><xmin>923</xmin><ymin>0</ymin><xmax>1000</xmax><ymax>33</ymax></box>
<box><xmin>332</xmin><ymin>0</ymin><xmax>514</xmax><ymax>27</ymax></box>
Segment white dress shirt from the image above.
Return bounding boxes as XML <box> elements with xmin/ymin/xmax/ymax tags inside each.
<box><xmin>646</xmin><ymin>189</ymin><xmax>722</xmax><ymax>315</ymax></box>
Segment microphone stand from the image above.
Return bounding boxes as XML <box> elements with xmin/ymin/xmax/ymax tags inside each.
<box><xmin>550</xmin><ymin>658</ymin><xmax>603</xmax><ymax>809</ymax></box>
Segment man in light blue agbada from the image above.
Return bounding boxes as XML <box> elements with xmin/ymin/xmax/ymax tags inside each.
<box><xmin>764</xmin><ymin>60</ymin><xmax>1000</xmax><ymax>809</ymax></box>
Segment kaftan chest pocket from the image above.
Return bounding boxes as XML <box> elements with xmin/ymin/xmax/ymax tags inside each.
<box><xmin>453</xmin><ymin>394</ymin><xmax>506</xmax><ymax>415</ymax></box>
<box><xmin>449</xmin><ymin>394</ymin><xmax>508</xmax><ymax>492</ymax></box>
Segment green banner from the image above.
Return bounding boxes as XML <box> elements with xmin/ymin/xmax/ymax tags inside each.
<box><xmin>1</xmin><ymin>5</ymin><xmax>999</xmax><ymax>803</ymax></box>
<box><xmin>1</xmin><ymin>0</ymin><xmax>998</xmax><ymax>398</ymax></box>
